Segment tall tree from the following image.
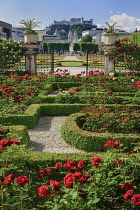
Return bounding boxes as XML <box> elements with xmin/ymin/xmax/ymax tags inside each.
<box><xmin>81</xmin><ymin>34</ymin><xmax>93</xmax><ymax>42</ymax></box>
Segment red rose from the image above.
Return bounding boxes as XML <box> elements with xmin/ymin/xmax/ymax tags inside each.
<box><xmin>121</xmin><ymin>182</ymin><xmax>133</xmax><ymax>190</ymax></box>
<box><xmin>92</xmin><ymin>161</ymin><xmax>100</xmax><ymax>168</ymax></box>
<box><xmin>10</xmin><ymin>140</ymin><xmax>20</xmax><ymax>145</ymax></box>
<box><xmin>16</xmin><ymin>175</ymin><xmax>30</xmax><ymax>187</ymax></box>
<box><xmin>67</xmin><ymin>159</ymin><xmax>75</xmax><ymax>165</ymax></box>
<box><xmin>4</xmin><ymin>173</ymin><xmax>15</xmax><ymax>186</ymax></box>
<box><xmin>131</xmin><ymin>194</ymin><xmax>140</xmax><ymax>206</ymax></box>
<box><xmin>38</xmin><ymin>169</ymin><xmax>52</xmax><ymax>177</ymax></box>
<box><xmin>37</xmin><ymin>185</ymin><xmax>50</xmax><ymax>197</ymax></box>
<box><xmin>123</xmin><ymin>190</ymin><xmax>134</xmax><ymax>200</ymax></box>
<box><xmin>73</xmin><ymin>172</ymin><xmax>87</xmax><ymax>184</ymax></box>
<box><xmin>126</xmin><ymin>151</ymin><xmax>133</xmax><ymax>155</ymax></box>
<box><xmin>63</xmin><ymin>163</ymin><xmax>71</xmax><ymax>170</ymax></box>
<box><xmin>77</xmin><ymin>159</ymin><xmax>85</xmax><ymax>169</ymax></box>
<box><xmin>0</xmin><ymin>139</ymin><xmax>12</xmax><ymax>147</ymax></box>
<box><xmin>49</xmin><ymin>180</ymin><xmax>61</xmax><ymax>191</ymax></box>
<box><xmin>104</xmin><ymin>139</ymin><xmax>119</xmax><ymax>148</ymax></box>
<box><xmin>63</xmin><ymin>173</ymin><xmax>75</xmax><ymax>188</ymax></box>
<box><xmin>0</xmin><ymin>130</ymin><xmax>4</xmax><ymax>135</ymax></box>
<box><xmin>68</xmin><ymin>166</ymin><xmax>77</xmax><ymax>173</ymax></box>
<box><xmin>92</xmin><ymin>156</ymin><xmax>102</xmax><ymax>162</ymax></box>
<box><xmin>115</xmin><ymin>160</ymin><xmax>122</xmax><ymax>165</ymax></box>
<box><xmin>54</xmin><ymin>162</ymin><xmax>62</xmax><ymax>170</ymax></box>
<box><xmin>68</xmin><ymin>92</ymin><xmax>75</xmax><ymax>95</ymax></box>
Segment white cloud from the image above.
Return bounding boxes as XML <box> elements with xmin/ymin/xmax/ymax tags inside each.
<box><xmin>110</xmin><ymin>13</ymin><xmax>140</xmax><ymax>32</ymax></box>
<box><xmin>0</xmin><ymin>17</ymin><xmax>6</xmax><ymax>21</ymax></box>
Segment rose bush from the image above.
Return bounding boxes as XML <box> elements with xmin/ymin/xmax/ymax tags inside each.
<box><xmin>0</xmin><ymin>141</ymin><xmax>139</xmax><ymax>209</ymax></box>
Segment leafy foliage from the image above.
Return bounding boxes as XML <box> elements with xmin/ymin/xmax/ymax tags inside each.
<box><xmin>20</xmin><ymin>18</ymin><xmax>41</xmax><ymax>31</ymax></box>
<box><xmin>104</xmin><ymin>22</ymin><xmax>120</xmax><ymax>33</ymax></box>
<box><xmin>0</xmin><ymin>39</ymin><xmax>24</xmax><ymax>69</ymax></box>
<box><xmin>81</xmin><ymin>34</ymin><xmax>92</xmax><ymax>42</ymax></box>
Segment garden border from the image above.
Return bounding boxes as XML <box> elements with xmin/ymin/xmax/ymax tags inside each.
<box><xmin>61</xmin><ymin>112</ymin><xmax>140</xmax><ymax>152</ymax></box>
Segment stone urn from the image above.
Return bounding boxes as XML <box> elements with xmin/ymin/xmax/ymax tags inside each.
<box><xmin>103</xmin><ymin>33</ymin><xmax>118</xmax><ymax>45</ymax></box>
<box><xmin>24</xmin><ymin>31</ymin><xmax>38</xmax><ymax>43</ymax></box>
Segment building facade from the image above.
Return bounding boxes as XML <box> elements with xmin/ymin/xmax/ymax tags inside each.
<box><xmin>0</xmin><ymin>21</ymin><xmax>12</xmax><ymax>39</ymax></box>
<box><xmin>12</xmin><ymin>28</ymin><xmax>24</xmax><ymax>41</ymax></box>
<box><xmin>46</xmin><ymin>17</ymin><xmax>93</xmax><ymax>34</ymax></box>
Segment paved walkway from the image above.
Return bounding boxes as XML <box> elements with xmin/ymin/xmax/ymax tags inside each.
<box><xmin>63</xmin><ymin>55</ymin><xmax>82</xmax><ymax>61</ymax></box>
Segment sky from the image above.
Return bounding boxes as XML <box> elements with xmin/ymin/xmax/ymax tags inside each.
<box><xmin>0</xmin><ymin>0</ymin><xmax>140</xmax><ymax>32</ymax></box>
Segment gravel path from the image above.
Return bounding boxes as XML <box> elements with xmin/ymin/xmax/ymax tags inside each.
<box><xmin>28</xmin><ymin>116</ymin><xmax>85</xmax><ymax>153</ymax></box>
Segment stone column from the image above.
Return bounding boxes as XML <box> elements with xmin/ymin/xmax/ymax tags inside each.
<box><xmin>23</xmin><ymin>33</ymin><xmax>38</xmax><ymax>74</ymax></box>
<box><xmin>25</xmin><ymin>50</ymin><xmax>37</xmax><ymax>74</ymax></box>
<box><xmin>104</xmin><ymin>51</ymin><xmax>115</xmax><ymax>75</ymax></box>
<box><xmin>102</xmin><ymin>33</ymin><xmax>118</xmax><ymax>75</ymax></box>
<box><xmin>24</xmin><ymin>44</ymin><xmax>38</xmax><ymax>74</ymax></box>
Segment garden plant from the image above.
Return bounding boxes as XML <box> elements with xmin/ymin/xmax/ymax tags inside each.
<box><xmin>0</xmin><ymin>68</ymin><xmax>140</xmax><ymax>209</ymax></box>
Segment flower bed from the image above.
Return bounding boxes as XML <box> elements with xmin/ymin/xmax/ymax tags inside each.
<box><xmin>0</xmin><ymin>70</ymin><xmax>140</xmax><ymax>209</ymax></box>
<box><xmin>61</xmin><ymin>112</ymin><xmax>140</xmax><ymax>152</ymax></box>
<box><xmin>0</xmin><ymin>138</ymin><xmax>139</xmax><ymax>209</ymax></box>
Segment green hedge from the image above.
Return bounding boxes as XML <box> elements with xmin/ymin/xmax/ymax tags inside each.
<box><xmin>1</xmin><ymin>125</ymin><xmax>30</xmax><ymax>145</ymax></box>
<box><xmin>0</xmin><ymin>104</ymin><xmax>87</xmax><ymax>128</ymax></box>
<box><xmin>0</xmin><ymin>104</ymin><xmax>41</xmax><ymax>129</ymax></box>
<box><xmin>1</xmin><ymin>103</ymin><xmax>140</xmax><ymax>129</ymax></box>
<box><xmin>61</xmin><ymin>113</ymin><xmax>140</xmax><ymax>152</ymax></box>
<box><xmin>50</xmin><ymin>82</ymin><xmax>83</xmax><ymax>90</ymax></box>
<box><xmin>40</xmin><ymin>104</ymin><xmax>87</xmax><ymax>116</ymax></box>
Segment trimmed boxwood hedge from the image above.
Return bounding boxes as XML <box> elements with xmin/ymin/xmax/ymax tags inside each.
<box><xmin>1</xmin><ymin>103</ymin><xmax>140</xmax><ymax>129</ymax></box>
<box><xmin>50</xmin><ymin>82</ymin><xmax>83</xmax><ymax>90</ymax></box>
<box><xmin>0</xmin><ymin>104</ymin><xmax>87</xmax><ymax>128</ymax></box>
<box><xmin>1</xmin><ymin>125</ymin><xmax>30</xmax><ymax>145</ymax></box>
<box><xmin>61</xmin><ymin>112</ymin><xmax>140</xmax><ymax>152</ymax></box>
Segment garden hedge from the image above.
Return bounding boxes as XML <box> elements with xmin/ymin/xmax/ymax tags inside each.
<box><xmin>0</xmin><ymin>104</ymin><xmax>87</xmax><ymax>128</ymax></box>
<box><xmin>1</xmin><ymin>125</ymin><xmax>30</xmax><ymax>145</ymax></box>
<box><xmin>61</xmin><ymin>113</ymin><xmax>140</xmax><ymax>152</ymax></box>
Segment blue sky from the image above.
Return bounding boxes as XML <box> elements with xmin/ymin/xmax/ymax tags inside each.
<box><xmin>0</xmin><ymin>0</ymin><xmax>140</xmax><ymax>32</ymax></box>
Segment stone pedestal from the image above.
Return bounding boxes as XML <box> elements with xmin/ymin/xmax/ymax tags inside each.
<box><xmin>24</xmin><ymin>43</ymin><xmax>38</xmax><ymax>74</ymax></box>
<box><xmin>25</xmin><ymin>50</ymin><xmax>37</xmax><ymax>74</ymax></box>
<box><xmin>102</xmin><ymin>33</ymin><xmax>118</xmax><ymax>75</ymax></box>
<box><xmin>104</xmin><ymin>51</ymin><xmax>115</xmax><ymax>75</ymax></box>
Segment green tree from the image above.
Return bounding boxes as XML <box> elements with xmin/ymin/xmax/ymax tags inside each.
<box><xmin>71</xmin><ymin>25</ymin><xmax>83</xmax><ymax>37</ymax></box>
<box><xmin>81</xmin><ymin>34</ymin><xmax>93</xmax><ymax>42</ymax></box>
<box><xmin>73</xmin><ymin>43</ymin><xmax>80</xmax><ymax>52</ymax></box>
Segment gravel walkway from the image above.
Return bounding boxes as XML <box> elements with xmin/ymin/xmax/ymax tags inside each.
<box><xmin>28</xmin><ymin>116</ymin><xmax>85</xmax><ymax>153</ymax></box>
